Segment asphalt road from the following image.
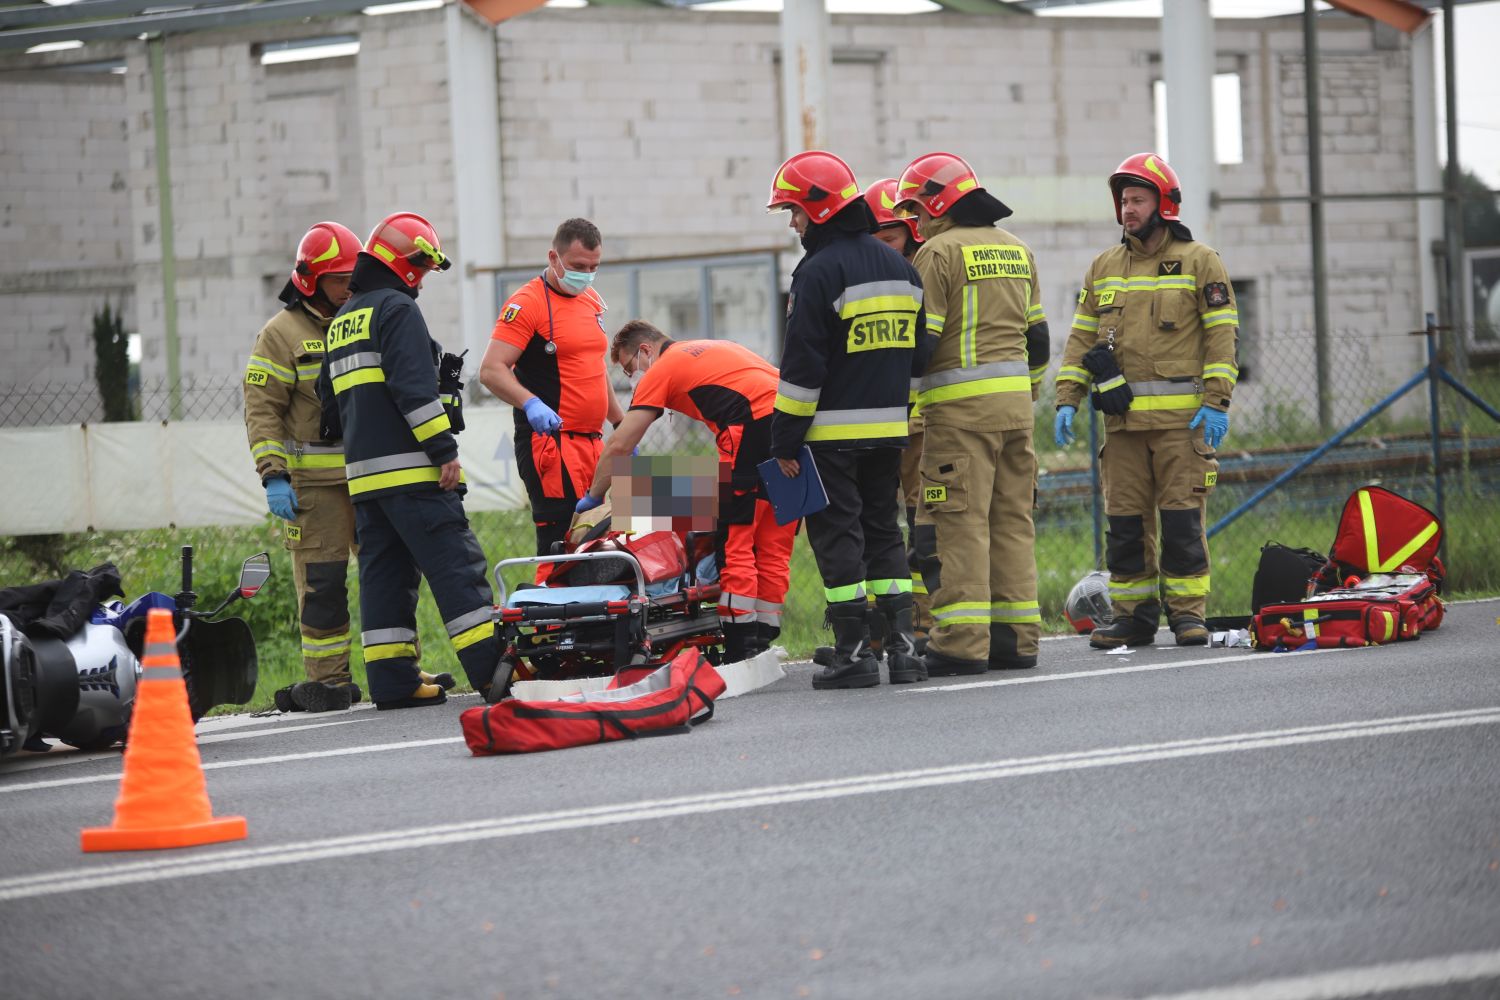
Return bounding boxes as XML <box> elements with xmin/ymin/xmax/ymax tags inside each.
<box><xmin>2</xmin><ymin>600</ymin><xmax>1499</xmax><ymax>1000</ymax></box>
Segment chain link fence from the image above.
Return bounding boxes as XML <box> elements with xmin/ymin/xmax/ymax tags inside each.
<box><xmin>3</xmin><ymin>324</ymin><xmax>1498</xmax><ymax>668</ymax></box>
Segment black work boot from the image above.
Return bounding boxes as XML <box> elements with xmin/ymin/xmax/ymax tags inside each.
<box><xmin>1090</xmin><ymin>604</ymin><xmax>1159</xmax><ymax>649</ymax></box>
<box><xmin>374</xmin><ymin>682</ymin><xmax>448</xmax><ymax>711</ymax></box>
<box><xmin>811</xmin><ymin>601</ymin><xmax>880</xmax><ymax>690</ymax></box>
<box><xmin>339</xmin><ymin>682</ymin><xmax>363</xmax><ymax>704</ymax></box>
<box><xmin>753</xmin><ymin>622</ymin><xmax>780</xmax><ymax>655</ymax></box>
<box><xmin>721</xmin><ymin>620</ymin><xmax>754</xmax><ymax>664</ymax></box>
<box><xmin>273</xmin><ymin>684</ymin><xmax>305</xmax><ymax>712</ymax></box>
<box><xmin>289</xmin><ymin>680</ymin><xmax>355</xmax><ymax>713</ymax></box>
<box><xmin>814</xmin><ymin>605</ymin><xmax>884</xmax><ymax>667</ymax></box>
<box><xmin>877</xmin><ymin>593</ymin><xmax>927</xmax><ymax>685</ymax></box>
<box><xmin>988</xmin><ymin>622</ymin><xmax>1038</xmax><ymax>670</ymax></box>
<box><xmin>923</xmin><ymin>647</ymin><xmax>987</xmax><ymax>677</ymax></box>
<box><xmin>1170</xmin><ymin>616</ymin><xmax>1210</xmax><ymax>646</ymax></box>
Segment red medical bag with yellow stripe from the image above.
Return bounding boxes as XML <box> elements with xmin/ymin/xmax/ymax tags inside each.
<box><xmin>1251</xmin><ymin>487</ymin><xmax>1444</xmax><ymax>650</ymax></box>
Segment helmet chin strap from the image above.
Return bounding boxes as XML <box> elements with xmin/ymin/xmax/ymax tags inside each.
<box><xmin>1127</xmin><ymin>212</ymin><xmax>1162</xmax><ymax>242</ymax></box>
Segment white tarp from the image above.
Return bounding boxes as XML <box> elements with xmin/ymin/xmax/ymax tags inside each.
<box><xmin>0</xmin><ymin>407</ymin><xmax>526</xmax><ymax>536</ymax></box>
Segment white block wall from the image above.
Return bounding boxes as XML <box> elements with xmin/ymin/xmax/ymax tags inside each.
<box><xmin>0</xmin><ymin>4</ymin><xmax>1430</xmax><ymax>433</ymax></box>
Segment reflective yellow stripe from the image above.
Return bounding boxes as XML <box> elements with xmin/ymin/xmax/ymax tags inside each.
<box><xmin>1026</xmin><ymin>304</ymin><xmax>1046</xmax><ymax>323</ymax></box>
<box><xmin>347</xmin><ymin>466</ymin><xmax>442</xmax><ymax>496</ymax></box>
<box><xmin>1071</xmin><ymin>314</ymin><xmax>1099</xmax><ymax>332</ymax></box>
<box><xmin>804</xmin><ymin>421</ymin><xmax>907</xmax><ymax>442</ymax></box>
<box><xmin>774</xmin><ymin>392</ymin><xmax>818</xmax><ymax>417</ymax></box>
<box><xmin>287</xmin><ymin>453</ymin><xmax>346</xmax><ymax>470</ymax></box>
<box><xmin>451</xmin><ymin>620</ymin><xmax>494</xmax><ymax>652</ymax></box>
<box><xmin>1162</xmin><ymin>576</ymin><xmax>1211</xmax><ymax>597</ymax></box>
<box><xmin>248</xmin><ymin>356</ymin><xmax>294</xmax><ymax>384</ymax></box>
<box><xmin>919</xmin><ymin>375</ymin><xmax>1031</xmax><ymax>407</ymax></box>
<box><xmin>865</xmin><ymin>577</ymin><xmax>912</xmax><ymax>596</ymax></box>
<box><xmin>1202</xmin><ymin>308</ymin><xmax>1239</xmax><ymax>329</ymax></box>
<box><xmin>961</xmin><ymin>285</ymin><xmax>978</xmax><ymax>368</ymax></box>
<box><xmin>925</xmin><ymin>312</ymin><xmax>945</xmax><ymax>333</ymax></box>
<box><xmin>1029</xmin><ymin>365</ymin><xmax>1047</xmax><ymax>386</ymax></box>
<box><xmin>1202</xmin><ymin>364</ymin><xmax>1239</xmax><ymax>385</ymax></box>
<box><xmin>304</xmin><ymin>632</ymin><xmax>351</xmax><ymax>648</ymax></box>
<box><xmin>252</xmin><ymin>440</ymin><xmax>289</xmax><ymax>461</ymax></box>
<box><xmin>825</xmin><ymin>582</ymin><xmax>865</xmax><ymax>603</ymax></box>
<box><xmin>1109</xmin><ymin>579</ymin><xmax>1157</xmax><ymax>599</ymax></box>
<box><xmin>1093</xmin><ymin>275</ymin><xmax>1198</xmax><ymax>292</ymax></box>
<box><xmin>363</xmin><ymin>641</ymin><xmax>416</xmax><ymax>661</ymax></box>
<box><xmin>991</xmin><ymin>601</ymin><xmax>1042</xmax><ymax>623</ymax></box>
<box><xmin>296</xmin><ymin>364</ymin><xmax>322</xmax><ymax>382</ymax></box>
<box><xmin>1130</xmin><ymin>392</ymin><xmax>1202</xmax><ymax>411</ymax></box>
<box><xmin>1057</xmin><ymin>365</ymin><xmax>1091</xmax><ymax>387</ymax></box>
<box><xmin>411</xmin><ymin>413</ymin><xmax>452</xmax><ymax>442</ymax></box>
<box><xmin>911</xmin><ymin>575</ymin><xmax>928</xmax><ymax>596</ymax></box>
<box><xmin>332</xmin><ymin>367</ymin><xmax>386</xmax><ymax>394</ymax></box>
<box><xmin>1359</xmin><ymin>488</ymin><xmax>1439</xmax><ymax>571</ymax></box>
<box><xmin>839</xmin><ymin>294</ymin><xmax>922</xmax><ymax>319</ymax></box>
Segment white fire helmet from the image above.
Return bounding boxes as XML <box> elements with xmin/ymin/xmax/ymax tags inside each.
<box><xmin>1064</xmin><ymin>570</ymin><xmax>1112</xmax><ymax>634</ymax></box>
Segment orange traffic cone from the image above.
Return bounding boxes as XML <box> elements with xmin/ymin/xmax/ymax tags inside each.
<box><xmin>81</xmin><ymin>607</ymin><xmax>247</xmax><ymax>852</ymax></box>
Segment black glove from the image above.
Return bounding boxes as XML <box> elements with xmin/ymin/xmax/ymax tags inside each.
<box><xmin>438</xmin><ymin>350</ymin><xmax>467</xmax><ymax>434</ymax></box>
<box><xmin>1081</xmin><ymin>344</ymin><xmax>1134</xmax><ymax>416</ymax></box>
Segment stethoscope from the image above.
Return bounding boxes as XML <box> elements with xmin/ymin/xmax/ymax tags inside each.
<box><xmin>539</xmin><ymin>271</ymin><xmax>558</xmax><ymax>355</ymax></box>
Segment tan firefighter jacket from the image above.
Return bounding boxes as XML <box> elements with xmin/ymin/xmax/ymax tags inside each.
<box><xmin>243</xmin><ymin>301</ymin><xmax>346</xmax><ymax>486</ymax></box>
<box><xmin>1057</xmin><ymin>228</ymin><xmax>1239</xmax><ymax>432</ymax></box>
<box><xmin>910</xmin><ymin>214</ymin><xmax>1049</xmax><ymax>432</ymax></box>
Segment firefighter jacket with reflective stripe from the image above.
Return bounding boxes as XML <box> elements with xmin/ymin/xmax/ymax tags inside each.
<box><xmin>770</xmin><ymin>229</ymin><xmax>932</xmax><ymax>457</ymax></box>
<box><xmin>910</xmin><ymin>215</ymin><xmax>1049</xmax><ymax>432</ymax></box>
<box><xmin>244</xmin><ymin>300</ymin><xmax>346</xmax><ymax>486</ymax></box>
<box><xmin>1057</xmin><ymin>229</ymin><xmax>1239</xmax><ymax>431</ymax></box>
<box><xmin>318</xmin><ymin>260</ymin><xmax>460</xmax><ymax>502</ymax></box>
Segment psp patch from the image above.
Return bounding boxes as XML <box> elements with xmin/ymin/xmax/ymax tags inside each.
<box><xmin>501</xmin><ymin>302</ymin><xmax>522</xmax><ymax>323</ymax></box>
<box><xmin>285</xmin><ymin>523</ymin><xmax>302</xmax><ymax>540</ymax></box>
<box><xmin>923</xmin><ymin>485</ymin><xmax>948</xmax><ymax>505</ymax></box>
<box><xmin>1204</xmin><ymin>282</ymin><xmax>1230</xmax><ymax>307</ymax></box>
<box><xmin>245</xmin><ymin>370</ymin><xmax>268</xmax><ymax>387</ymax></box>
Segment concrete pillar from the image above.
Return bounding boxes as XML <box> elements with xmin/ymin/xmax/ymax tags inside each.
<box><xmin>1410</xmin><ymin>20</ymin><xmax>1441</xmax><ymax>324</ymax></box>
<box><xmin>445</xmin><ymin>3</ymin><xmax>504</xmax><ymax>365</ymax></box>
<box><xmin>1160</xmin><ymin>0</ymin><xmax>1215</xmax><ymax>238</ymax></box>
<box><xmin>779</xmin><ymin>0</ymin><xmax>829</xmax><ymax>156</ymax></box>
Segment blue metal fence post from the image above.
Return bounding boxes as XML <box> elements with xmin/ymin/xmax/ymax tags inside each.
<box><xmin>1089</xmin><ymin>406</ymin><xmax>1103</xmax><ymax>568</ymax></box>
<box><xmin>1426</xmin><ymin>312</ymin><xmax>1446</xmax><ymax>552</ymax></box>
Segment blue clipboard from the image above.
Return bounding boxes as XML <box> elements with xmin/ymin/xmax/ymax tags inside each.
<box><xmin>757</xmin><ymin>445</ymin><xmax>828</xmax><ymax>525</ymax></box>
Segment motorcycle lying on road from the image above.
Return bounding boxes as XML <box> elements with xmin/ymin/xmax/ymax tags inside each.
<box><xmin>0</xmin><ymin>546</ymin><xmax>268</xmax><ymax>756</ymax></box>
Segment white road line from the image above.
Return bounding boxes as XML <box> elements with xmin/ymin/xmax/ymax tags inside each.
<box><xmin>901</xmin><ymin>647</ymin><xmax>1363</xmax><ymax>694</ymax></box>
<box><xmin>196</xmin><ymin>718</ymin><xmax>367</xmax><ymax>745</ymax></box>
<box><xmin>2</xmin><ymin>705</ymin><xmax>1496</xmax><ymax>902</ymax></box>
<box><xmin>1133</xmin><ymin>947</ymin><xmax>1500</xmax><ymax>1000</ymax></box>
<box><xmin>0</xmin><ymin>736</ymin><xmax>462</xmax><ymax>795</ymax></box>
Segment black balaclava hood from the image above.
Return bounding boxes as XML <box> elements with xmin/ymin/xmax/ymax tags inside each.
<box><xmin>947</xmin><ymin>188</ymin><xmax>1013</xmax><ymax>227</ymax></box>
<box><xmin>349</xmin><ymin>251</ymin><xmax>419</xmax><ymax>300</ymax></box>
<box><xmin>801</xmin><ymin>197</ymin><xmax>879</xmax><ymax>252</ymax></box>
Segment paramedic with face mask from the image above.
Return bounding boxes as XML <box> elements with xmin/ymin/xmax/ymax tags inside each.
<box><xmin>480</xmin><ymin>218</ymin><xmax>625</xmax><ymax>556</ymax></box>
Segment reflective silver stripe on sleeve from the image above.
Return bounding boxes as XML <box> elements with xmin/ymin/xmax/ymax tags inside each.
<box><xmin>345</xmin><ymin>453</ymin><xmax>434</xmax><ymax>478</ymax></box>
<box><xmin>775</xmin><ymin>380</ymin><xmax>820</xmax><ymax>404</ymax></box>
<box><xmin>404</xmin><ymin>399</ymin><xmax>446</xmax><ymax>429</ymax></box>
<box><xmin>919</xmin><ymin>360</ymin><xmax>1029</xmax><ymax>391</ymax></box>
<box><xmin>329</xmin><ymin>352</ymin><xmax>383</xmax><ymax>378</ymax></box>
<box><xmin>289</xmin><ymin>440</ymin><xmax>344</xmax><ymax>455</ymax></box>
<box><xmin>808</xmin><ymin>405</ymin><xmax>907</xmax><ymax>428</ymax></box>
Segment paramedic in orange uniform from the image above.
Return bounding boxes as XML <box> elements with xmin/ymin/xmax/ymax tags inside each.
<box><xmin>578</xmin><ymin>320</ymin><xmax>797</xmax><ymax>662</ymax></box>
<box><xmin>480</xmin><ymin>218</ymin><xmax>625</xmax><ymax>555</ymax></box>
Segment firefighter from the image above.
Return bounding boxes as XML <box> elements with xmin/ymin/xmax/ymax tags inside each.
<box><xmin>479</xmin><ymin>218</ymin><xmax>625</xmax><ymax>557</ymax></box>
<box><xmin>893</xmin><ymin>151</ymin><xmax>1049</xmax><ymax>675</ymax></box>
<box><xmin>318</xmin><ymin>212</ymin><xmax>502</xmax><ymax>709</ymax></box>
<box><xmin>1054</xmin><ymin>153</ymin><xmax>1238</xmax><ymax>649</ymax></box>
<box><xmin>866</xmin><ymin>177</ymin><xmax>935</xmax><ymax>640</ymax></box>
<box><xmin>579</xmin><ymin>320</ymin><xmax>797</xmax><ymax>662</ymax></box>
<box><xmin>766</xmin><ymin>151</ymin><xmax>933</xmax><ymax>689</ymax></box>
<box><xmin>244</xmin><ymin>222</ymin><xmax>364</xmax><ymax>713</ymax></box>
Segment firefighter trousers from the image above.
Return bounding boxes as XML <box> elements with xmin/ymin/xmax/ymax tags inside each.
<box><xmin>898</xmin><ymin>423</ymin><xmax>936</xmax><ymax>632</ymax></box>
<box><xmin>284</xmin><ymin>481</ymin><xmax>356</xmax><ymax>685</ymax></box>
<box><xmin>717</xmin><ymin>497</ymin><xmax>797</xmax><ymax>638</ymax></box>
<box><xmin>353</xmin><ymin>490</ymin><xmax>502</xmax><ymax>703</ymax></box>
<box><xmin>919</xmin><ymin>421</ymin><xmax>1040</xmax><ymax>665</ymax></box>
<box><xmin>803</xmin><ymin>447</ymin><xmax>910</xmax><ymax>608</ymax></box>
<box><xmin>1100</xmin><ymin>426</ymin><xmax>1218</xmax><ymax>626</ymax></box>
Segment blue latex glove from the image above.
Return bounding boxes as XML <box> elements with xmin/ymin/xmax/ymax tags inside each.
<box><xmin>575</xmin><ymin>494</ymin><xmax>603</xmax><ymax>515</ymax></box>
<box><xmin>1189</xmin><ymin>405</ymin><xmax>1230</xmax><ymax>449</ymax></box>
<box><xmin>1053</xmin><ymin>405</ymin><xmax>1076</xmax><ymax>448</ymax></box>
<box><xmin>265</xmin><ymin>478</ymin><xmax>298</xmax><ymax>521</ymax></box>
<box><xmin>522</xmin><ymin>397</ymin><xmax>562</xmax><ymax>434</ymax></box>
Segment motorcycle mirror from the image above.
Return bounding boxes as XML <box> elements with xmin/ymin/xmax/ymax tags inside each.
<box><xmin>238</xmin><ymin>552</ymin><xmax>271</xmax><ymax>600</ymax></box>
